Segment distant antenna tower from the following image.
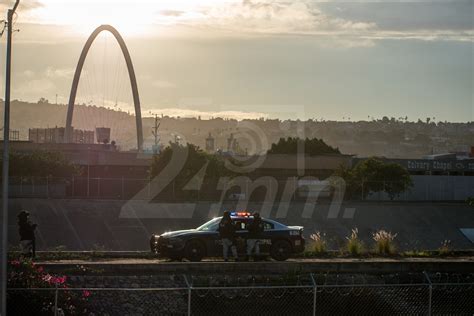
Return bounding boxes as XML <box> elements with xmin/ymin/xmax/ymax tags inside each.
<box><xmin>151</xmin><ymin>114</ymin><xmax>161</xmax><ymax>154</ymax></box>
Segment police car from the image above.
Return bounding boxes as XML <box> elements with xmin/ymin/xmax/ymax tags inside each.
<box><xmin>149</xmin><ymin>212</ymin><xmax>305</xmax><ymax>261</ymax></box>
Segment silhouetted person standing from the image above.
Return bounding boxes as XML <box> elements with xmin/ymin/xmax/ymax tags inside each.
<box><xmin>218</xmin><ymin>211</ymin><xmax>238</xmax><ymax>262</ymax></box>
<box><xmin>18</xmin><ymin>210</ymin><xmax>37</xmax><ymax>258</ymax></box>
<box><xmin>246</xmin><ymin>212</ymin><xmax>264</xmax><ymax>261</ymax></box>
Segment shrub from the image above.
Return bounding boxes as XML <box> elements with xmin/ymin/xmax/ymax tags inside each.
<box><xmin>372</xmin><ymin>229</ymin><xmax>397</xmax><ymax>255</ymax></box>
<box><xmin>309</xmin><ymin>232</ymin><xmax>327</xmax><ymax>254</ymax></box>
<box><xmin>8</xmin><ymin>258</ymin><xmax>90</xmax><ymax>315</ymax></box>
<box><xmin>345</xmin><ymin>228</ymin><xmax>364</xmax><ymax>256</ymax></box>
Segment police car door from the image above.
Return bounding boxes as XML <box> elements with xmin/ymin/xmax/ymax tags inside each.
<box><xmin>233</xmin><ymin>219</ymin><xmax>249</xmax><ymax>253</ymax></box>
<box><xmin>204</xmin><ymin>219</ymin><xmax>222</xmax><ymax>257</ymax></box>
<box><xmin>259</xmin><ymin>220</ymin><xmax>275</xmax><ymax>253</ymax></box>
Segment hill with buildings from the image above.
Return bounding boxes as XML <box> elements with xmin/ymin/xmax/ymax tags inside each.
<box><xmin>1</xmin><ymin>99</ymin><xmax>473</xmax><ymax>158</ymax></box>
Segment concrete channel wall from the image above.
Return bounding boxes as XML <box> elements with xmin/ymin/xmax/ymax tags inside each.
<box><xmin>367</xmin><ymin>175</ymin><xmax>474</xmax><ymax>201</ymax></box>
<box><xmin>4</xmin><ymin>198</ymin><xmax>474</xmax><ymax>251</ymax></box>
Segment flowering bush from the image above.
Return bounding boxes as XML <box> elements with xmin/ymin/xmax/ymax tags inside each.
<box><xmin>372</xmin><ymin>230</ymin><xmax>397</xmax><ymax>255</ymax></box>
<box><xmin>8</xmin><ymin>259</ymin><xmax>62</xmax><ymax>288</ymax></box>
<box><xmin>309</xmin><ymin>232</ymin><xmax>327</xmax><ymax>254</ymax></box>
<box><xmin>345</xmin><ymin>228</ymin><xmax>364</xmax><ymax>256</ymax></box>
<box><xmin>8</xmin><ymin>258</ymin><xmax>90</xmax><ymax>315</ymax></box>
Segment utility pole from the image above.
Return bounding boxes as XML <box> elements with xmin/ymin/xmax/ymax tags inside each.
<box><xmin>151</xmin><ymin>114</ymin><xmax>160</xmax><ymax>154</ymax></box>
<box><xmin>2</xmin><ymin>1</ymin><xmax>20</xmax><ymax>315</ymax></box>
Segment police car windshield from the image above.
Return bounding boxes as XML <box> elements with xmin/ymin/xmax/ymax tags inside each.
<box><xmin>196</xmin><ymin>217</ymin><xmax>221</xmax><ymax>231</ymax></box>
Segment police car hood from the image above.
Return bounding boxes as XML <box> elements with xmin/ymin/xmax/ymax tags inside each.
<box><xmin>287</xmin><ymin>225</ymin><xmax>304</xmax><ymax>230</ymax></box>
<box><xmin>160</xmin><ymin>229</ymin><xmax>197</xmax><ymax>238</ymax></box>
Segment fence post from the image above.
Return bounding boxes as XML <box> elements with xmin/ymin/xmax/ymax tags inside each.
<box><xmin>184</xmin><ymin>274</ymin><xmax>192</xmax><ymax>316</ymax></box>
<box><xmin>423</xmin><ymin>271</ymin><xmax>432</xmax><ymax>316</ymax></box>
<box><xmin>148</xmin><ymin>177</ymin><xmax>151</xmax><ymax>199</ymax></box>
<box><xmin>54</xmin><ymin>284</ymin><xmax>59</xmax><ymax>316</ymax></box>
<box><xmin>188</xmin><ymin>287</ymin><xmax>192</xmax><ymax>316</ymax></box>
<box><xmin>121</xmin><ymin>176</ymin><xmax>125</xmax><ymax>199</ymax></box>
<box><xmin>173</xmin><ymin>180</ymin><xmax>176</xmax><ymax>200</ymax></box>
<box><xmin>293</xmin><ymin>177</ymin><xmax>296</xmax><ymax>201</ymax></box>
<box><xmin>310</xmin><ymin>273</ymin><xmax>317</xmax><ymax>316</ymax></box>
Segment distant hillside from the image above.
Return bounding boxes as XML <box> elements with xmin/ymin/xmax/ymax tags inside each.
<box><xmin>1</xmin><ymin>100</ymin><xmax>473</xmax><ymax>158</ymax></box>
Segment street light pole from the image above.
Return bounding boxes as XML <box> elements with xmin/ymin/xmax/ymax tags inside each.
<box><xmin>2</xmin><ymin>1</ymin><xmax>20</xmax><ymax>315</ymax></box>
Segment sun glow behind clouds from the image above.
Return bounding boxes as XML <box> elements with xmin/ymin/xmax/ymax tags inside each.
<box><xmin>25</xmin><ymin>0</ymin><xmax>231</xmax><ymax>36</ymax></box>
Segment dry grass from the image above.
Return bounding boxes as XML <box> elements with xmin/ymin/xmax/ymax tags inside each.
<box><xmin>438</xmin><ymin>239</ymin><xmax>452</xmax><ymax>255</ymax></box>
<box><xmin>345</xmin><ymin>228</ymin><xmax>364</xmax><ymax>256</ymax></box>
<box><xmin>309</xmin><ymin>232</ymin><xmax>327</xmax><ymax>254</ymax></box>
<box><xmin>372</xmin><ymin>230</ymin><xmax>397</xmax><ymax>255</ymax></box>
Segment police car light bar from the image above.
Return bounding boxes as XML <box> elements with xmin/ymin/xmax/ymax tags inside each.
<box><xmin>230</xmin><ymin>211</ymin><xmax>252</xmax><ymax>217</ymax></box>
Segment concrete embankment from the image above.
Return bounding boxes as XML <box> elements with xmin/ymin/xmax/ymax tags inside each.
<box><xmin>4</xmin><ymin>198</ymin><xmax>474</xmax><ymax>251</ymax></box>
<box><xmin>38</xmin><ymin>258</ymin><xmax>474</xmax><ymax>275</ymax></box>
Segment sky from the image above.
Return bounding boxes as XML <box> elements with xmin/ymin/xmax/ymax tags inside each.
<box><xmin>0</xmin><ymin>0</ymin><xmax>473</xmax><ymax>122</ymax></box>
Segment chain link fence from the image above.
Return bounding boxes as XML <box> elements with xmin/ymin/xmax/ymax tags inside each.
<box><xmin>7</xmin><ymin>273</ymin><xmax>474</xmax><ymax>315</ymax></box>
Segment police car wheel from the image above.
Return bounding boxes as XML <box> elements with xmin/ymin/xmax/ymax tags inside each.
<box><xmin>270</xmin><ymin>240</ymin><xmax>292</xmax><ymax>261</ymax></box>
<box><xmin>185</xmin><ymin>240</ymin><xmax>205</xmax><ymax>262</ymax></box>
<box><xmin>169</xmin><ymin>255</ymin><xmax>182</xmax><ymax>261</ymax></box>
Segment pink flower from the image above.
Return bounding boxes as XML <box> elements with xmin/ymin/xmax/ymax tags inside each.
<box><xmin>56</xmin><ymin>276</ymin><xmax>67</xmax><ymax>284</ymax></box>
<box><xmin>82</xmin><ymin>290</ymin><xmax>91</xmax><ymax>298</ymax></box>
<box><xmin>10</xmin><ymin>260</ymin><xmax>20</xmax><ymax>266</ymax></box>
<box><xmin>42</xmin><ymin>274</ymin><xmax>52</xmax><ymax>283</ymax></box>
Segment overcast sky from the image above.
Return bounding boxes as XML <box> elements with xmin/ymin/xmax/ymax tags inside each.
<box><xmin>0</xmin><ymin>0</ymin><xmax>472</xmax><ymax>121</ymax></box>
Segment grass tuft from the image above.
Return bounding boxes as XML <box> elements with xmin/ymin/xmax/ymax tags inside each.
<box><xmin>345</xmin><ymin>228</ymin><xmax>364</xmax><ymax>256</ymax></box>
<box><xmin>372</xmin><ymin>230</ymin><xmax>397</xmax><ymax>255</ymax></box>
<box><xmin>309</xmin><ymin>231</ymin><xmax>327</xmax><ymax>255</ymax></box>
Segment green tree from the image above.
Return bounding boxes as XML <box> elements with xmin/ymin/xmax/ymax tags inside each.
<box><xmin>150</xmin><ymin>142</ymin><xmax>231</xmax><ymax>187</ymax></box>
<box><xmin>267</xmin><ymin>137</ymin><xmax>340</xmax><ymax>156</ymax></box>
<box><xmin>336</xmin><ymin>157</ymin><xmax>413</xmax><ymax>200</ymax></box>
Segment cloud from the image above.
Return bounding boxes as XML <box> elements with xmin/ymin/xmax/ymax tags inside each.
<box><xmin>0</xmin><ymin>0</ymin><xmax>43</xmax><ymax>19</ymax></box>
<box><xmin>351</xmin><ymin>29</ymin><xmax>474</xmax><ymax>43</ymax></box>
<box><xmin>45</xmin><ymin>67</ymin><xmax>75</xmax><ymax>79</ymax></box>
<box><xmin>159</xmin><ymin>10</ymin><xmax>184</xmax><ymax>17</ymax></box>
<box><xmin>151</xmin><ymin>80</ymin><xmax>176</xmax><ymax>89</ymax></box>
<box><xmin>158</xmin><ymin>0</ymin><xmax>472</xmax><ymax>44</ymax></box>
<box><xmin>143</xmin><ymin>107</ymin><xmax>268</xmax><ymax>120</ymax></box>
<box><xmin>11</xmin><ymin>67</ymin><xmax>74</xmax><ymax>102</ymax></box>
<box><xmin>13</xmin><ymin>78</ymin><xmax>56</xmax><ymax>96</ymax></box>
<box><xmin>22</xmin><ymin>70</ymin><xmax>35</xmax><ymax>78</ymax></box>
<box><xmin>194</xmin><ymin>0</ymin><xmax>376</xmax><ymax>36</ymax></box>
<box><xmin>6</xmin><ymin>0</ymin><xmax>474</xmax><ymax>45</ymax></box>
